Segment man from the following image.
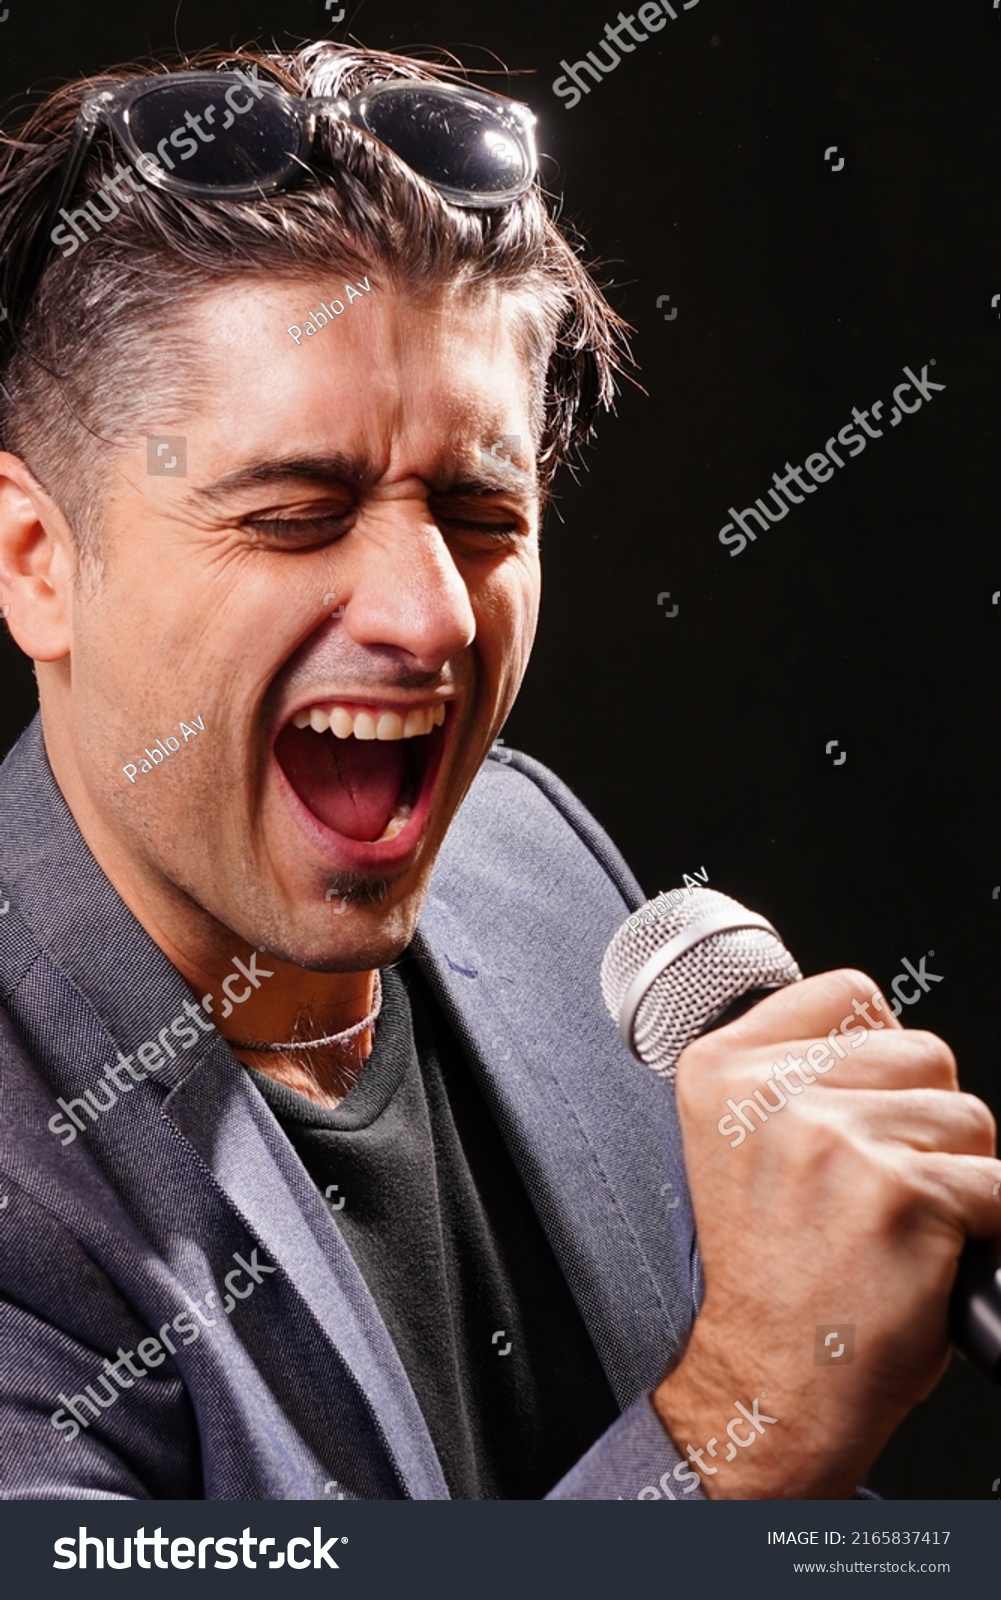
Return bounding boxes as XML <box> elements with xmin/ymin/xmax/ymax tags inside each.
<box><xmin>0</xmin><ymin>41</ymin><xmax>997</xmax><ymax>1502</ymax></box>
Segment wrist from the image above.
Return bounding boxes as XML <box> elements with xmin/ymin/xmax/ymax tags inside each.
<box><xmin>653</xmin><ymin>1321</ymin><xmax>854</xmax><ymax>1500</ymax></box>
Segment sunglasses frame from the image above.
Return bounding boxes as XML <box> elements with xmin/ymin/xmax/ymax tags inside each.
<box><xmin>9</xmin><ymin>70</ymin><xmax>538</xmax><ymax>325</ymax></box>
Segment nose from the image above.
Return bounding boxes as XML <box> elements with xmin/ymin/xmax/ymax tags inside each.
<box><xmin>340</xmin><ymin>508</ymin><xmax>477</xmax><ymax>672</ymax></box>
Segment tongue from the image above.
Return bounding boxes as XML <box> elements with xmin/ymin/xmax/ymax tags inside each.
<box><xmin>277</xmin><ymin>725</ymin><xmax>406</xmax><ymax>841</ymax></box>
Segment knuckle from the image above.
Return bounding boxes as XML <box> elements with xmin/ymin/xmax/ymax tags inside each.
<box><xmin>675</xmin><ymin>1034</ymin><xmax>713</xmax><ymax>1078</ymax></box>
<box><xmin>839</xmin><ymin>1142</ymin><xmax>921</xmax><ymax>1231</ymax></box>
<box><xmin>782</xmin><ymin>1101</ymin><xmax>858</xmax><ymax>1174</ymax></box>
<box><xmin>800</xmin><ymin>1123</ymin><xmax>898</xmax><ymax>1227</ymax></box>
<box><xmin>957</xmin><ymin>1091</ymin><xmax>997</xmax><ymax>1149</ymax></box>
<box><xmin>788</xmin><ymin>1116</ymin><xmax>844</xmax><ymax>1172</ymax></box>
<box><xmin>899</xmin><ymin>1029</ymin><xmax>958</xmax><ymax>1086</ymax></box>
<box><xmin>674</xmin><ymin>1037</ymin><xmax>715</xmax><ymax>1107</ymax></box>
<box><xmin>671</xmin><ymin>1030</ymin><xmax>716</xmax><ymax>1094</ymax></box>
<box><xmin>826</xmin><ymin>966</ymin><xmax>880</xmax><ymax>1005</ymax></box>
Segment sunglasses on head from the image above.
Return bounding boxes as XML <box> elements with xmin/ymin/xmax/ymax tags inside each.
<box><xmin>8</xmin><ymin>68</ymin><xmax>539</xmax><ymax>326</ymax></box>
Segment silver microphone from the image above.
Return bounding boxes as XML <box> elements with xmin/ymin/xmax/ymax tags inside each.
<box><xmin>600</xmin><ymin>886</ymin><xmax>802</xmax><ymax>1078</ymax></box>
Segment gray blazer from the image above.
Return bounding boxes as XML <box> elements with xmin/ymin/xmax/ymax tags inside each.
<box><xmin>0</xmin><ymin>717</ymin><xmax>701</xmax><ymax>1500</ymax></box>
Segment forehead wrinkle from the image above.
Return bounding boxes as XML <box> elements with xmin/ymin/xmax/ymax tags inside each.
<box><xmin>392</xmin><ymin>290</ymin><xmax>536</xmax><ymax>439</ymax></box>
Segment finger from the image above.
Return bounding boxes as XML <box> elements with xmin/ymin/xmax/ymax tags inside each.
<box><xmin>699</xmin><ymin>968</ymin><xmax>903</xmax><ymax>1056</ymax></box>
<box><xmin>754</xmin><ymin>1027</ymin><xmax>960</xmax><ymax>1093</ymax></box>
<box><xmin>897</xmin><ymin>1153</ymin><xmax>1001</xmax><ymax>1241</ymax></box>
<box><xmin>809</xmin><ymin>1087</ymin><xmax>996</xmax><ymax>1158</ymax></box>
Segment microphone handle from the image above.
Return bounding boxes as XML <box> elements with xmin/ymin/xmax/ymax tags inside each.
<box><xmin>949</xmin><ymin>1240</ymin><xmax>1001</xmax><ymax>1381</ymax></box>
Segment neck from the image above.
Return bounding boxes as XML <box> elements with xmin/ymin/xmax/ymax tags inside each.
<box><xmin>232</xmin><ymin>1028</ymin><xmax>375</xmax><ymax>1109</ymax></box>
<box><xmin>218</xmin><ymin>966</ymin><xmax>380</xmax><ymax>1108</ymax></box>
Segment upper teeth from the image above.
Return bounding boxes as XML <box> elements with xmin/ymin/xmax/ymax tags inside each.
<box><xmin>291</xmin><ymin>703</ymin><xmax>446</xmax><ymax>739</ymax></box>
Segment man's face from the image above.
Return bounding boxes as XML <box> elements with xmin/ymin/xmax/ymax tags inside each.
<box><xmin>52</xmin><ymin>278</ymin><xmax>541</xmax><ymax>971</ymax></box>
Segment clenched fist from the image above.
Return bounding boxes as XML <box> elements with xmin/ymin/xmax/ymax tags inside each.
<box><xmin>652</xmin><ymin>969</ymin><xmax>1001</xmax><ymax>1499</ymax></box>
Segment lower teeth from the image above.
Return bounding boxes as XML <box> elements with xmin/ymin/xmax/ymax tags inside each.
<box><xmin>378</xmin><ymin>803</ymin><xmax>412</xmax><ymax>842</ymax></box>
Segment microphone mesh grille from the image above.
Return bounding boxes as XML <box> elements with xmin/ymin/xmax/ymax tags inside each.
<box><xmin>600</xmin><ymin>887</ymin><xmax>802</xmax><ymax>1078</ymax></box>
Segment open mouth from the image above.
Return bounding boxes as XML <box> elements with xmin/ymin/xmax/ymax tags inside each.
<box><xmin>274</xmin><ymin>700</ymin><xmax>448</xmax><ymax>848</ymax></box>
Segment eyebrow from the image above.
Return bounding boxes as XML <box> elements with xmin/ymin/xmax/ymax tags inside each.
<box><xmin>445</xmin><ymin>469</ymin><xmax>539</xmax><ymax>502</ymax></box>
<box><xmin>190</xmin><ymin>452</ymin><xmax>540</xmax><ymax>507</ymax></box>
<box><xmin>190</xmin><ymin>454</ymin><xmax>378</xmax><ymax>506</ymax></box>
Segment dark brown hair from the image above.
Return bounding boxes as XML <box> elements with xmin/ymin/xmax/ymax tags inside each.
<box><xmin>0</xmin><ymin>41</ymin><xmax>628</xmax><ymax>576</ymax></box>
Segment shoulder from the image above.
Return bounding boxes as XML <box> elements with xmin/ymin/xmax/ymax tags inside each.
<box><xmin>434</xmin><ymin>746</ymin><xmax>643</xmax><ymax>912</ymax></box>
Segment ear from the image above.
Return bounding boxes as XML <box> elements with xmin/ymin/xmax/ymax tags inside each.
<box><xmin>0</xmin><ymin>452</ymin><xmax>78</xmax><ymax>664</ymax></box>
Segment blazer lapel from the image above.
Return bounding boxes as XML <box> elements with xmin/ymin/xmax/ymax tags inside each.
<box><xmin>163</xmin><ymin>1046</ymin><xmax>449</xmax><ymax>1499</ymax></box>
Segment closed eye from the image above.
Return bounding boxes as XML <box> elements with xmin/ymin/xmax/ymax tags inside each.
<box><xmin>241</xmin><ymin>513</ymin><xmax>354</xmax><ymax>547</ymax></box>
<box><xmin>432</xmin><ymin>493</ymin><xmax>529</xmax><ymax>542</ymax></box>
<box><xmin>439</xmin><ymin>516</ymin><xmax>522</xmax><ymax>536</ymax></box>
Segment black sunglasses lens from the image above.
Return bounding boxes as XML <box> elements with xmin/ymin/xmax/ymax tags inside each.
<box><xmin>126</xmin><ymin>79</ymin><xmax>301</xmax><ymax>187</ymax></box>
<box><xmin>353</xmin><ymin>87</ymin><xmax>533</xmax><ymax>200</ymax></box>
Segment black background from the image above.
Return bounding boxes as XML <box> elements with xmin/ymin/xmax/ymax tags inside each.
<box><xmin>1</xmin><ymin>0</ymin><xmax>998</xmax><ymax>1500</ymax></box>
